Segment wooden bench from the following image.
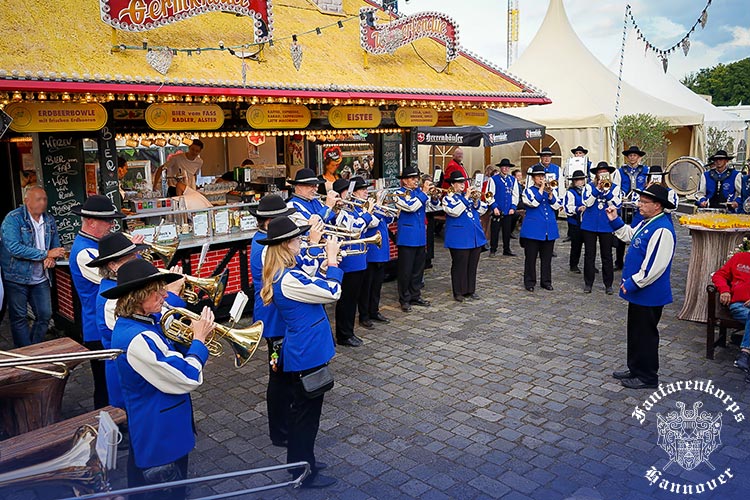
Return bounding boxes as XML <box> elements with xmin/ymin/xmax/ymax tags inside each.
<box><xmin>706</xmin><ymin>284</ymin><xmax>745</xmax><ymax>359</ymax></box>
<box><xmin>0</xmin><ymin>406</ymin><xmax>126</xmax><ymax>470</ymax></box>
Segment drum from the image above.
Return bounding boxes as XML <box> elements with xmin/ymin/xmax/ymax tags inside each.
<box><xmin>621</xmin><ymin>201</ymin><xmax>637</xmax><ymax>224</ymax></box>
<box><xmin>665</xmin><ymin>156</ymin><xmax>704</xmax><ymax>197</ymax></box>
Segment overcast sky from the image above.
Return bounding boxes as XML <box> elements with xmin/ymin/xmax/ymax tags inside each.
<box><xmin>397</xmin><ymin>0</ymin><xmax>749</xmax><ymax>79</ymax></box>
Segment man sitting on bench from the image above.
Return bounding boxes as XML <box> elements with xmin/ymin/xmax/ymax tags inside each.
<box><xmin>712</xmin><ymin>247</ymin><xmax>750</xmax><ymax>382</ymax></box>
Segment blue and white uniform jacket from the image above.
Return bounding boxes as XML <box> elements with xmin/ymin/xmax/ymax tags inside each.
<box><xmin>581</xmin><ymin>183</ymin><xmax>622</xmax><ymax>233</ymax></box>
<box><xmin>287</xmin><ymin>194</ymin><xmax>336</xmax><ymax>225</ymax></box>
<box><xmin>519</xmin><ymin>186</ymin><xmax>561</xmax><ymax>241</ymax></box>
<box><xmin>442</xmin><ymin>193</ymin><xmax>488</xmax><ymax>249</ymax></box>
<box><xmin>563</xmin><ymin>187</ymin><xmax>584</xmax><ymax>226</ymax></box>
<box><xmin>394</xmin><ymin>187</ymin><xmax>433</xmax><ymax>247</ymax></box>
<box><xmin>695</xmin><ymin>168</ymin><xmax>742</xmax><ymax>210</ymax></box>
<box><xmin>112</xmin><ymin>314</ymin><xmax>208</xmax><ymax>468</ymax></box>
<box><xmin>610</xmin><ymin>213</ymin><xmax>676</xmax><ymax>306</ymax></box>
<box><xmin>335</xmin><ymin>205</ymin><xmax>373</xmax><ymax>273</ymax></box>
<box><xmin>70</xmin><ymin>232</ymin><xmax>102</xmax><ymax>342</ymax></box>
<box><xmin>487</xmin><ymin>174</ymin><xmax>519</xmax><ymax>215</ymax></box>
<box><xmin>615</xmin><ymin>165</ymin><xmax>649</xmax><ymax>197</ymax></box>
<box><xmin>365</xmin><ymin>211</ymin><xmax>393</xmax><ymax>263</ymax></box>
<box><xmin>273</xmin><ymin>265</ymin><xmax>343</xmax><ymax>372</ymax></box>
<box><xmin>526</xmin><ymin>164</ymin><xmax>562</xmax><ymax>198</ymax></box>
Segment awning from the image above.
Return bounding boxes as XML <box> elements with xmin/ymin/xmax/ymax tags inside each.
<box><xmin>416</xmin><ymin>110</ymin><xmax>545</xmax><ymax>147</ymax></box>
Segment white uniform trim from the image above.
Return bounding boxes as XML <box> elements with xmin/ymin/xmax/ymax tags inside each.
<box><xmin>126</xmin><ymin>330</ymin><xmax>204</xmax><ymax>395</ymax></box>
<box><xmin>76</xmin><ymin>248</ymin><xmax>103</xmax><ymax>285</ymax></box>
<box><xmin>280</xmin><ymin>269</ymin><xmax>342</xmax><ymax>305</ymax></box>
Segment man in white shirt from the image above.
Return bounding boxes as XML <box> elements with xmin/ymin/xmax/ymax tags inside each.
<box><xmin>175</xmin><ymin>180</ymin><xmax>213</xmax><ymax>210</ymax></box>
<box><xmin>155</xmin><ymin>140</ymin><xmax>204</xmax><ymax>196</ymax></box>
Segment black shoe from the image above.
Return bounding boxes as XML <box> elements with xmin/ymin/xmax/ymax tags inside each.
<box><xmin>489</xmin><ymin>251</ymin><xmax>497</xmax><ymax>257</ymax></box>
<box><xmin>424</xmin><ymin>262</ymin><xmax>434</xmax><ymax>269</ymax></box>
<box><xmin>525</xmin><ymin>286</ymin><xmax>534</xmax><ymax>292</ymax></box>
<box><xmin>467</xmin><ymin>293</ymin><xmax>480</xmax><ymax>300</ymax></box>
<box><xmin>271</xmin><ymin>439</ymin><xmax>288</xmax><ymax>447</ymax></box>
<box><xmin>359</xmin><ymin>320</ymin><xmax>375</xmax><ymax>329</ymax></box>
<box><xmin>541</xmin><ymin>285</ymin><xmax>553</xmax><ymax>291</ymax></box>
<box><xmin>411</xmin><ymin>298</ymin><xmax>431</xmax><ymax>307</ymax></box>
<box><xmin>612</xmin><ymin>370</ymin><xmax>632</xmax><ymax>380</ymax></box>
<box><xmin>503</xmin><ymin>251</ymin><xmax>516</xmax><ymax>256</ymax></box>
<box><xmin>401</xmin><ymin>303</ymin><xmax>412</xmax><ymax>312</ymax></box>
<box><xmin>735</xmin><ymin>351</ymin><xmax>750</xmax><ymax>371</ymax></box>
<box><xmin>338</xmin><ymin>336</ymin><xmax>363</xmax><ymax>347</ymax></box>
<box><xmin>584</xmin><ymin>285</ymin><xmax>592</xmax><ymax>293</ymax></box>
<box><xmin>314</xmin><ymin>462</ymin><xmax>328</xmax><ymax>471</ymax></box>
<box><xmin>621</xmin><ymin>377</ymin><xmax>657</xmax><ymax>389</ymax></box>
<box><xmin>301</xmin><ymin>474</ymin><xmax>337</xmax><ymax>489</ymax></box>
<box><xmin>570</xmin><ymin>267</ymin><xmax>581</xmax><ymax>274</ymax></box>
<box><xmin>454</xmin><ymin>294</ymin><xmax>464</xmax><ymax>302</ymax></box>
<box><xmin>605</xmin><ymin>287</ymin><xmax>614</xmax><ymax>295</ymax></box>
<box><xmin>372</xmin><ymin>313</ymin><xmax>390</xmax><ymax>323</ymax></box>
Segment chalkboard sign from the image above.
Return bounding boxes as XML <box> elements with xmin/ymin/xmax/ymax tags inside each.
<box><xmin>381</xmin><ymin>132</ymin><xmax>402</xmax><ymax>188</ymax></box>
<box><xmin>97</xmin><ymin>118</ymin><xmax>122</xmax><ymax>210</ymax></box>
<box><xmin>38</xmin><ymin>133</ymin><xmax>85</xmax><ymax>246</ymax></box>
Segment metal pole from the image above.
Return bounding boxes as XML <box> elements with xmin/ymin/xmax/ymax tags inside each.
<box><xmin>611</xmin><ymin>4</ymin><xmax>630</xmax><ymax>165</ymax></box>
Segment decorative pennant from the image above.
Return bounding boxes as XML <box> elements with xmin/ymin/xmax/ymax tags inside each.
<box><xmin>661</xmin><ymin>55</ymin><xmax>669</xmax><ymax>73</ymax></box>
<box><xmin>700</xmin><ymin>10</ymin><xmax>708</xmax><ymax>28</ymax></box>
<box><xmin>146</xmin><ymin>49</ymin><xmax>173</xmax><ymax>75</ymax></box>
<box><xmin>682</xmin><ymin>38</ymin><xmax>691</xmax><ymax>56</ymax></box>
<box><xmin>290</xmin><ymin>40</ymin><xmax>303</xmax><ymax>71</ymax></box>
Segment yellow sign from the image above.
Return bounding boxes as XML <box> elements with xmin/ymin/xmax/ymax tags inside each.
<box><xmin>452</xmin><ymin>108</ymin><xmax>489</xmax><ymax>127</ymax></box>
<box><xmin>395</xmin><ymin>107</ymin><xmax>438</xmax><ymax>127</ymax></box>
<box><xmin>6</xmin><ymin>102</ymin><xmax>108</xmax><ymax>133</ymax></box>
<box><xmin>328</xmin><ymin>106</ymin><xmax>382</xmax><ymax>129</ymax></box>
<box><xmin>246</xmin><ymin>104</ymin><xmax>311</xmax><ymax>129</ymax></box>
<box><xmin>145</xmin><ymin>104</ymin><xmax>224</xmax><ymax>131</ymax></box>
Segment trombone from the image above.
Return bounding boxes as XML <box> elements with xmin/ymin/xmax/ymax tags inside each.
<box><xmin>0</xmin><ymin>349</ymin><xmax>123</xmax><ymax>378</ymax></box>
<box><xmin>308</xmin><ymin>232</ymin><xmax>382</xmax><ymax>258</ymax></box>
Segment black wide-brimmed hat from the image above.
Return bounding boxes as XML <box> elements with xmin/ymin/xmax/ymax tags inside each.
<box><xmin>647</xmin><ymin>165</ymin><xmax>667</xmax><ymax>176</ymax></box>
<box><xmin>86</xmin><ymin>233</ymin><xmax>147</xmax><ymax>268</ymax></box>
<box><xmin>248</xmin><ymin>194</ymin><xmax>296</xmax><ymax>219</ymax></box>
<box><xmin>633</xmin><ymin>184</ymin><xmax>675</xmax><ymax>210</ymax></box>
<box><xmin>257</xmin><ymin>216</ymin><xmax>310</xmax><ymax>246</ymax></box>
<box><xmin>570</xmin><ymin>170</ymin><xmax>588</xmax><ymax>180</ymax></box>
<box><xmin>447</xmin><ymin>171</ymin><xmax>467</xmax><ymax>183</ymax></box>
<box><xmin>100</xmin><ymin>259</ymin><xmax>181</xmax><ymax>299</ymax></box>
<box><xmin>570</xmin><ymin>146</ymin><xmax>588</xmax><ymax>155</ymax></box>
<box><xmin>495</xmin><ymin>158</ymin><xmax>515</xmax><ymax>168</ymax></box>
<box><xmin>538</xmin><ymin>147</ymin><xmax>554</xmax><ymax>157</ymax></box>
<box><xmin>528</xmin><ymin>163</ymin><xmax>546</xmax><ymax>175</ymax></box>
<box><xmin>332</xmin><ymin>178</ymin><xmax>350</xmax><ymax>194</ymax></box>
<box><xmin>288</xmin><ymin>168</ymin><xmax>325</xmax><ymax>185</ymax></box>
<box><xmin>622</xmin><ymin>145</ymin><xmax>646</xmax><ymax>157</ymax></box>
<box><xmin>708</xmin><ymin>149</ymin><xmax>734</xmax><ymax>162</ymax></box>
<box><xmin>592</xmin><ymin>161</ymin><xmax>616</xmax><ymax>174</ymax></box>
<box><xmin>397</xmin><ymin>166</ymin><xmax>421</xmax><ymax>179</ymax></box>
<box><xmin>350</xmin><ymin>176</ymin><xmax>369</xmax><ymax>191</ymax></box>
<box><xmin>71</xmin><ymin>195</ymin><xmax>125</xmax><ymax>219</ymax></box>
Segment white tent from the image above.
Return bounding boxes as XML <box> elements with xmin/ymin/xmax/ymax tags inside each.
<box><xmin>498</xmin><ymin>0</ymin><xmax>704</xmax><ymax>166</ymax></box>
<box><xmin>609</xmin><ymin>26</ymin><xmax>746</xmax><ymax>148</ymax></box>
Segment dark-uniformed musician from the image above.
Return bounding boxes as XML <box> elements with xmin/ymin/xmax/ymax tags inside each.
<box><xmin>359</xmin><ymin>189</ymin><xmax>394</xmax><ymax>328</ymax></box>
<box><xmin>487</xmin><ymin>158</ymin><xmax>519</xmax><ymax>257</ymax></box>
<box><xmin>696</xmin><ymin>149</ymin><xmax>741</xmax><ymax>211</ymax></box>
<box><xmin>563</xmin><ymin>170</ymin><xmax>587</xmax><ymax>274</ymax></box>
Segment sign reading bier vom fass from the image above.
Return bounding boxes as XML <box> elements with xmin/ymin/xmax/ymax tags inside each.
<box><xmin>247</xmin><ymin>104</ymin><xmax>311</xmax><ymax>129</ymax></box>
<box><xmin>328</xmin><ymin>106</ymin><xmax>382</xmax><ymax>129</ymax></box>
<box><xmin>5</xmin><ymin>102</ymin><xmax>108</xmax><ymax>133</ymax></box>
<box><xmin>145</xmin><ymin>103</ymin><xmax>224</xmax><ymax>131</ymax></box>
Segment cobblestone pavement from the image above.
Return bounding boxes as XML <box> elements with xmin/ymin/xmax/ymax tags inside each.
<box><xmin>3</xmin><ymin>222</ymin><xmax>750</xmax><ymax>500</ymax></box>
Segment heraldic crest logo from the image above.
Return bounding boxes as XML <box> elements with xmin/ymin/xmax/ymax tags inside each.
<box><xmin>656</xmin><ymin>401</ymin><xmax>722</xmax><ymax>472</ymax></box>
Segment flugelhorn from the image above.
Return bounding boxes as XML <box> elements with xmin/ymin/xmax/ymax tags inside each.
<box><xmin>160</xmin><ymin>268</ymin><xmax>229</xmax><ymax>307</ymax></box>
<box><xmin>161</xmin><ymin>307</ymin><xmax>263</xmax><ymax>368</ymax></box>
<box><xmin>598</xmin><ymin>174</ymin><xmax>611</xmax><ymax>190</ymax></box>
<box><xmin>309</xmin><ymin>232</ymin><xmax>382</xmax><ymax>258</ymax></box>
<box><xmin>124</xmin><ymin>232</ymin><xmax>179</xmax><ymax>267</ymax></box>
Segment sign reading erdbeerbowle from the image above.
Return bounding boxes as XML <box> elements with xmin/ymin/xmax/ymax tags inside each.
<box><xmin>359</xmin><ymin>7</ymin><xmax>459</xmax><ymax>63</ymax></box>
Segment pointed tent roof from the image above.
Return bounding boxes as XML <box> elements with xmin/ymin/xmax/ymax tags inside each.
<box><xmin>506</xmin><ymin>0</ymin><xmax>701</xmax><ymax>128</ymax></box>
<box><xmin>608</xmin><ymin>27</ymin><xmax>746</xmax><ymax>133</ymax></box>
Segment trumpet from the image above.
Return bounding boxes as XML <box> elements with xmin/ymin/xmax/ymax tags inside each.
<box><xmin>469</xmin><ymin>189</ymin><xmax>495</xmax><ymax>204</ymax></box>
<box><xmin>321</xmin><ymin>224</ymin><xmax>362</xmax><ymax>239</ymax></box>
<box><xmin>598</xmin><ymin>174</ymin><xmax>611</xmax><ymax>190</ymax></box>
<box><xmin>161</xmin><ymin>306</ymin><xmax>263</xmax><ymax>368</ymax></box>
<box><xmin>309</xmin><ymin>232</ymin><xmax>382</xmax><ymax>258</ymax></box>
<box><xmin>124</xmin><ymin>232</ymin><xmax>179</xmax><ymax>267</ymax></box>
<box><xmin>429</xmin><ymin>186</ymin><xmax>452</xmax><ymax>198</ymax></box>
<box><xmin>160</xmin><ymin>268</ymin><xmax>229</xmax><ymax>307</ymax></box>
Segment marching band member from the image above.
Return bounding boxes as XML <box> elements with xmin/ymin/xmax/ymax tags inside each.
<box><xmin>615</xmin><ymin>146</ymin><xmax>650</xmax><ymax>270</ymax></box>
<box><xmin>359</xmin><ymin>189</ymin><xmax>395</xmax><ymax>328</ymax></box>
<box><xmin>581</xmin><ymin>162</ymin><xmax>622</xmax><ymax>294</ymax></box>
<box><xmin>563</xmin><ymin>170</ymin><xmax>587</xmax><ymax>274</ymax></box>
<box><xmin>534</xmin><ymin>147</ymin><xmax>562</xmax><ymax>198</ymax></box>
<box><xmin>629</xmin><ymin>166</ymin><xmax>678</xmax><ymax>226</ymax></box>
<box><xmin>249</xmin><ymin>194</ymin><xmax>298</xmax><ymax>447</ymax></box>
<box><xmin>105</xmin><ymin>259</ymin><xmax>214</xmax><ymax>499</ymax></box>
<box><xmin>287</xmin><ymin>168</ymin><xmax>339</xmax><ymax>226</ymax></box>
<box><xmin>568</xmin><ymin>145</ymin><xmax>592</xmax><ymax>179</ymax></box>
<box><xmin>423</xmin><ymin>173</ymin><xmax>442</xmax><ymax>269</ymax></box>
<box><xmin>442</xmin><ymin>171</ymin><xmax>488</xmax><ymax>301</ymax></box>
<box><xmin>70</xmin><ymin>195</ymin><xmax>126</xmax><ymax>409</ymax></box>
<box><xmin>259</xmin><ymin>216</ymin><xmax>342</xmax><ymax>490</ymax></box>
<box><xmin>520</xmin><ymin>164</ymin><xmax>561</xmax><ymax>292</ymax></box>
<box><xmin>332</xmin><ymin>177</ymin><xmax>373</xmax><ymax>347</ymax></box>
<box><xmin>394</xmin><ymin>166</ymin><xmax>434</xmax><ymax>312</ymax></box>
<box><xmin>696</xmin><ymin>149</ymin><xmax>741</xmax><ymax>211</ymax></box>
<box><xmin>487</xmin><ymin>158</ymin><xmax>519</xmax><ymax>257</ymax></box>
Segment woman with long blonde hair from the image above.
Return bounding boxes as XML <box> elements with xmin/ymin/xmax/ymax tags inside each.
<box><xmin>258</xmin><ymin>215</ymin><xmax>342</xmax><ymax>489</ymax></box>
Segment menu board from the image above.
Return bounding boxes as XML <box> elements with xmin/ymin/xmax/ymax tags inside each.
<box><xmin>97</xmin><ymin>119</ymin><xmax>122</xmax><ymax>210</ymax></box>
<box><xmin>38</xmin><ymin>133</ymin><xmax>85</xmax><ymax>246</ymax></box>
<box><xmin>381</xmin><ymin>132</ymin><xmax>402</xmax><ymax>188</ymax></box>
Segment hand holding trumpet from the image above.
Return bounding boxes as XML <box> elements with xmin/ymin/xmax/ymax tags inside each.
<box><xmin>325</xmin><ymin>236</ymin><xmax>342</xmax><ymax>268</ymax></box>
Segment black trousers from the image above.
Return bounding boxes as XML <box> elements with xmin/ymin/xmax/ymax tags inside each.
<box><xmin>489</xmin><ymin>214</ymin><xmax>514</xmax><ymax>253</ymax></box>
<box><xmin>568</xmin><ymin>223</ymin><xmax>583</xmax><ymax>269</ymax></box>
<box><xmin>286</xmin><ymin>373</ymin><xmax>325</xmax><ymax>480</ymax></box>
<box><xmin>336</xmin><ymin>269</ymin><xmax>365</xmax><ymax>341</ymax></box>
<box><xmin>615</xmin><ymin>240</ymin><xmax>626</xmax><ymax>268</ymax></box>
<box><xmin>627</xmin><ymin>303</ymin><xmax>663</xmax><ymax>385</ymax></box>
<box><xmin>83</xmin><ymin>340</ymin><xmax>109</xmax><ymax>409</ymax></box>
<box><xmin>359</xmin><ymin>262</ymin><xmax>385</xmax><ymax>322</ymax></box>
<box><xmin>266</xmin><ymin>337</ymin><xmax>290</xmax><ymax>445</ymax></box>
<box><xmin>426</xmin><ymin>213</ymin><xmax>437</xmax><ymax>264</ymax></box>
<box><xmin>582</xmin><ymin>231</ymin><xmax>614</xmax><ymax>287</ymax></box>
<box><xmin>449</xmin><ymin>247</ymin><xmax>482</xmax><ymax>296</ymax></box>
<box><xmin>522</xmin><ymin>238</ymin><xmax>555</xmax><ymax>288</ymax></box>
<box><xmin>397</xmin><ymin>245</ymin><xmax>426</xmax><ymax>305</ymax></box>
<box><xmin>127</xmin><ymin>446</ymin><xmax>189</xmax><ymax>500</ymax></box>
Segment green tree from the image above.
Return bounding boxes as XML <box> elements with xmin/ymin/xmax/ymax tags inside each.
<box><xmin>615</xmin><ymin>114</ymin><xmax>676</xmax><ymax>163</ymax></box>
<box><xmin>705</xmin><ymin>126</ymin><xmax>735</xmax><ymax>156</ymax></box>
<box><xmin>681</xmin><ymin>57</ymin><xmax>750</xmax><ymax>106</ymax></box>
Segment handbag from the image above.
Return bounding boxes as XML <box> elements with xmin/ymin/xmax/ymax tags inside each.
<box><xmin>300</xmin><ymin>365</ymin><xmax>334</xmax><ymax>399</ymax></box>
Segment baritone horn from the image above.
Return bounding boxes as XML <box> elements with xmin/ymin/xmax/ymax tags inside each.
<box><xmin>161</xmin><ymin>307</ymin><xmax>263</xmax><ymax>368</ymax></box>
<box><xmin>161</xmin><ymin>268</ymin><xmax>229</xmax><ymax>307</ymax></box>
<box><xmin>124</xmin><ymin>233</ymin><xmax>179</xmax><ymax>267</ymax></box>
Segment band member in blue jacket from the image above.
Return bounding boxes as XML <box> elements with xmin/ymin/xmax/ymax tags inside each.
<box><xmin>487</xmin><ymin>158</ymin><xmax>519</xmax><ymax>257</ymax></box>
<box><xmin>696</xmin><ymin>150</ymin><xmax>741</xmax><ymax>211</ymax></box>
<box><xmin>359</xmin><ymin>196</ymin><xmax>394</xmax><ymax>328</ymax></box>
<box><xmin>105</xmin><ymin>259</ymin><xmax>214</xmax><ymax>499</ymax></box>
<box><xmin>70</xmin><ymin>195</ymin><xmax>126</xmax><ymax>409</ymax></box>
<box><xmin>581</xmin><ymin>162</ymin><xmax>622</xmax><ymax>294</ymax></box>
<box><xmin>520</xmin><ymin>164</ymin><xmax>561</xmax><ymax>292</ymax></box>
<box><xmin>615</xmin><ymin>146</ymin><xmax>650</xmax><ymax>270</ymax></box>
<box><xmin>563</xmin><ymin>170</ymin><xmax>587</xmax><ymax>273</ymax></box>
<box><xmin>287</xmin><ymin>168</ymin><xmax>339</xmax><ymax>226</ymax></box>
<box><xmin>629</xmin><ymin>166</ymin><xmax>678</xmax><ymax>226</ymax></box>
<box><xmin>606</xmin><ymin>184</ymin><xmax>676</xmax><ymax>389</ymax></box>
<box><xmin>260</xmin><ymin>216</ymin><xmax>342</xmax><ymax>489</ymax></box>
<box><xmin>443</xmin><ymin>171</ymin><xmax>488</xmax><ymax>301</ymax></box>
<box><xmin>394</xmin><ymin>166</ymin><xmax>434</xmax><ymax>312</ymax></box>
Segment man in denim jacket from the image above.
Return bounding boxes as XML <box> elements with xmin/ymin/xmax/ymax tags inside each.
<box><xmin>0</xmin><ymin>186</ymin><xmax>64</xmax><ymax>347</ymax></box>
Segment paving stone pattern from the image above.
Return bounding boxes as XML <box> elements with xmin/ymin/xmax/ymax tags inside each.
<box><xmin>2</xmin><ymin>222</ymin><xmax>750</xmax><ymax>499</ymax></box>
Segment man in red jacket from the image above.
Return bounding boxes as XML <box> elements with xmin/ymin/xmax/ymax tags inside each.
<box><xmin>441</xmin><ymin>148</ymin><xmax>469</xmax><ymax>189</ymax></box>
<box><xmin>711</xmin><ymin>250</ymin><xmax>750</xmax><ymax>382</ymax></box>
